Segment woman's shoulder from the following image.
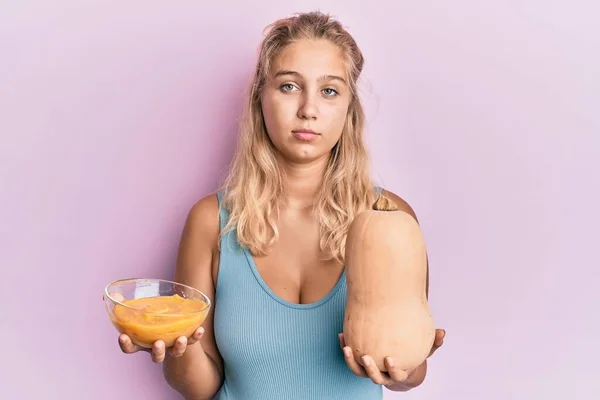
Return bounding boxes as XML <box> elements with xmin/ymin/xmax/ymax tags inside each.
<box><xmin>184</xmin><ymin>192</ymin><xmax>222</xmax><ymax>249</ymax></box>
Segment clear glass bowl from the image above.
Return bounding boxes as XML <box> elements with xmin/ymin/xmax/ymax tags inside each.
<box><xmin>103</xmin><ymin>278</ymin><xmax>211</xmax><ymax>348</ymax></box>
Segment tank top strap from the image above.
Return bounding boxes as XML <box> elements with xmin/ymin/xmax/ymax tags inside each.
<box><xmin>216</xmin><ymin>191</ymin><xmax>228</xmax><ymax>230</ymax></box>
<box><xmin>216</xmin><ymin>191</ymin><xmax>239</xmax><ymax>250</ymax></box>
<box><xmin>215</xmin><ymin>190</ymin><xmax>242</xmax><ymax>293</ymax></box>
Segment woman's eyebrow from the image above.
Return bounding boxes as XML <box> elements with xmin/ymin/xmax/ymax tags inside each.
<box><xmin>274</xmin><ymin>70</ymin><xmax>347</xmax><ymax>85</ymax></box>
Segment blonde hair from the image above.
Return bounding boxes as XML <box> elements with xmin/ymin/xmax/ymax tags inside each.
<box><xmin>219</xmin><ymin>11</ymin><xmax>378</xmax><ymax>263</ymax></box>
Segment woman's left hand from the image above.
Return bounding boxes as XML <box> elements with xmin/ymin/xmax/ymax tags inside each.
<box><xmin>338</xmin><ymin>329</ymin><xmax>445</xmax><ymax>386</ymax></box>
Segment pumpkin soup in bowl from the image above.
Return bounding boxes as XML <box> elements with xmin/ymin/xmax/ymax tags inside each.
<box><xmin>103</xmin><ymin>278</ymin><xmax>211</xmax><ymax>348</ymax></box>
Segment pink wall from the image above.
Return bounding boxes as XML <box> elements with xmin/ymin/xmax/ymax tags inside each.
<box><xmin>2</xmin><ymin>1</ymin><xmax>598</xmax><ymax>399</ymax></box>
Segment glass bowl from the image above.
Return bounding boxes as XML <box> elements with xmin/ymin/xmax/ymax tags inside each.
<box><xmin>103</xmin><ymin>278</ymin><xmax>211</xmax><ymax>348</ymax></box>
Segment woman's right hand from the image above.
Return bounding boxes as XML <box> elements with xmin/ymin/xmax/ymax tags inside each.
<box><xmin>118</xmin><ymin>327</ymin><xmax>205</xmax><ymax>363</ymax></box>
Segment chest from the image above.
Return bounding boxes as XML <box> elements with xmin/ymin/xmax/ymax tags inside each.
<box><xmin>251</xmin><ymin>210</ymin><xmax>344</xmax><ymax>305</ymax></box>
<box><xmin>213</xmin><ymin>259</ymin><xmax>348</xmax><ymax>369</ymax></box>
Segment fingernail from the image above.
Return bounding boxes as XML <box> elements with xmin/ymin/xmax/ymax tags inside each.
<box><xmin>386</xmin><ymin>357</ymin><xmax>394</xmax><ymax>367</ymax></box>
<box><xmin>362</xmin><ymin>356</ymin><xmax>370</xmax><ymax>366</ymax></box>
<box><xmin>343</xmin><ymin>348</ymin><xmax>351</xmax><ymax>358</ymax></box>
<box><xmin>199</xmin><ymin>327</ymin><xmax>205</xmax><ymax>335</ymax></box>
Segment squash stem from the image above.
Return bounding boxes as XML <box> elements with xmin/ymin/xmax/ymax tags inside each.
<box><xmin>373</xmin><ymin>194</ymin><xmax>399</xmax><ymax>211</ymax></box>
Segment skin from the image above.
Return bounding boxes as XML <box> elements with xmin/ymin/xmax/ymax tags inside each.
<box><xmin>116</xmin><ymin>38</ymin><xmax>445</xmax><ymax>397</ymax></box>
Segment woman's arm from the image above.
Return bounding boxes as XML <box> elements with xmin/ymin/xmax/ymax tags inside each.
<box><xmin>163</xmin><ymin>194</ymin><xmax>224</xmax><ymax>400</ymax></box>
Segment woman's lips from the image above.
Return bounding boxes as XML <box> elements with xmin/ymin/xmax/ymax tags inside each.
<box><xmin>292</xmin><ymin>129</ymin><xmax>319</xmax><ymax>141</ymax></box>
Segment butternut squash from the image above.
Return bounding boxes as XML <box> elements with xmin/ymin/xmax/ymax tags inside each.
<box><xmin>343</xmin><ymin>193</ymin><xmax>435</xmax><ymax>372</ymax></box>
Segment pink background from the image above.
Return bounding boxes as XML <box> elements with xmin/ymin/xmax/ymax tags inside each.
<box><xmin>2</xmin><ymin>1</ymin><xmax>598</xmax><ymax>399</ymax></box>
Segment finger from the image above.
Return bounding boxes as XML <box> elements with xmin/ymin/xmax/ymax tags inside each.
<box><xmin>187</xmin><ymin>327</ymin><xmax>205</xmax><ymax>345</ymax></box>
<box><xmin>384</xmin><ymin>357</ymin><xmax>409</xmax><ymax>382</ymax></box>
<box><xmin>338</xmin><ymin>333</ymin><xmax>346</xmax><ymax>349</ymax></box>
<box><xmin>118</xmin><ymin>334</ymin><xmax>142</xmax><ymax>354</ymax></box>
<box><xmin>168</xmin><ymin>336</ymin><xmax>187</xmax><ymax>358</ymax></box>
<box><xmin>429</xmin><ymin>342</ymin><xmax>439</xmax><ymax>357</ymax></box>
<box><xmin>151</xmin><ymin>340</ymin><xmax>166</xmax><ymax>363</ymax></box>
<box><xmin>428</xmin><ymin>329</ymin><xmax>446</xmax><ymax>357</ymax></box>
<box><xmin>436</xmin><ymin>329</ymin><xmax>446</xmax><ymax>344</ymax></box>
<box><xmin>342</xmin><ymin>346</ymin><xmax>368</xmax><ymax>378</ymax></box>
<box><xmin>361</xmin><ymin>356</ymin><xmax>394</xmax><ymax>386</ymax></box>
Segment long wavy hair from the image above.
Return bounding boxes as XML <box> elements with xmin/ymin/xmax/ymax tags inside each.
<box><xmin>219</xmin><ymin>11</ymin><xmax>378</xmax><ymax>264</ymax></box>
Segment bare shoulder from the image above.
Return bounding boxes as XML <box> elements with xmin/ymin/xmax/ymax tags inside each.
<box><xmin>380</xmin><ymin>188</ymin><xmax>420</xmax><ymax>224</ymax></box>
<box><xmin>184</xmin><ymin>193</ymin><xmax>221</xmax><ymax>246</ymax></box>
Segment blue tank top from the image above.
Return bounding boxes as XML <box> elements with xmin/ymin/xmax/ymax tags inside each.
<box><xmin>212</xmin><ymin>191</ymin><xmax>383</xmax><ymax>399</ymax></box>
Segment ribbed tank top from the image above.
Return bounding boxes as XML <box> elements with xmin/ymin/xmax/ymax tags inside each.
<box><xmin>212</xmin><ymin>191</ymin><xmax>383</xmax><ymax>399</ymax></box>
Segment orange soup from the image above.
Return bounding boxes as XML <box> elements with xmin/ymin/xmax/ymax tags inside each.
<box><xmin>111</xmin><ymin>294</ymin><xmax>209</xmax><ymax>348</ymax></box>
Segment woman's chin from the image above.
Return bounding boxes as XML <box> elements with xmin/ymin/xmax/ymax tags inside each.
<box><xmin>277</xmin><ymin>147</ymin><xmax>330</xmax><ymax>165</ymax></box>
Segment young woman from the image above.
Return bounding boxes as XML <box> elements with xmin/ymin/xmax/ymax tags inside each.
<box><xmin>117</xmin><ymin>11</ymin><xmax>445</xmax><ymax>399</ymax></box>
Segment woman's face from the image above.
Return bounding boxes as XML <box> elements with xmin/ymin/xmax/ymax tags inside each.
<box><xmin>261</xmin><ymin>39</ymin><xmax>352</xmax><ymax>165</ymax></box>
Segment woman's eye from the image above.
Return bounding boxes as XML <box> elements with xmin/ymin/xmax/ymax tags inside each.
<box><xmin>280</xmin><ymin>83</ymin><xmax>297</xmax><ymax>92</ymax></box>
<box><xmin>323</xmin><ymin>88</ymin><xmax>338</xmax><ymax>97</ymax></box>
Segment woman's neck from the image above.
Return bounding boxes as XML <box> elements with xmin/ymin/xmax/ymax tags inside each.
<box><xmin>277</xmin><ymin>153</ymin><xmax>329</xmax><ymax>210</ymax></box>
